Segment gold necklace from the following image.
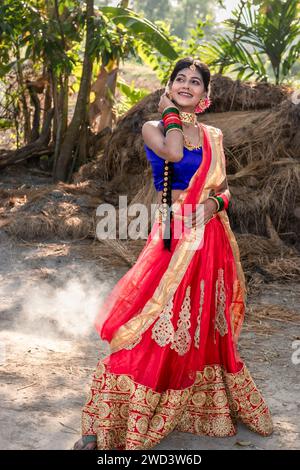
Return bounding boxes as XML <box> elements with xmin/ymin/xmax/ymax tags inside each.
<box><xmin>183</xmin><ymin>123</ymin><xmax>202</xmax><ymax>150</ymax></box>
<box><xmin>179</xmin><ymin>111</ymin><xmax>197</xmax><ymax>125</ymax></box>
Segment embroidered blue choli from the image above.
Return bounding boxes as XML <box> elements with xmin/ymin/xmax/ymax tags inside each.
<box><xmin>144</xmin><ymin>143</ymin><xmax>203</xmax><ymax>191</ymax></box>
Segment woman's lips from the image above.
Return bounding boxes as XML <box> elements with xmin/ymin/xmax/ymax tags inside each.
<box><xmin>178</xmin><ymin>92</ymin><xmax>193</xmax><ymax>97</ymax></box>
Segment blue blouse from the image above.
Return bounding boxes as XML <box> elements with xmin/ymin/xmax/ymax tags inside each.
<box><xmin>144</xmin><ymin>143</ymin><xmax>203</xmax><ymax>192</ymax></box>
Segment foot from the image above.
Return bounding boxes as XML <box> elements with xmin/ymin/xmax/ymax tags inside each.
<box><xmin>73</xmin><ymin>436</ymin><xmax>97</xmax><ymax>450</ymax></box>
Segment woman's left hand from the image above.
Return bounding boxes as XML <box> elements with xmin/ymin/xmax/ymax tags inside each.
<box><xmin>158</xmin><ymin>93</ymin><xmax>177</xmax><ymax>114</ymax></box>
<box><xmin>189</xmin><ymin>198</ymin><xmax>218</xmax><ymax>228</ymax></box>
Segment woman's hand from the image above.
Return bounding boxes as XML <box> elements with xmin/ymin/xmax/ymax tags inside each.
<box><xmin>188</xmin><ymin>198</ymin><xmax>218</xmax><ymax>228</ymax></box>
<box><xmin>158</xmin><ymin>92</ymin><xmax>178</xmax><ymax>114</ymax></box>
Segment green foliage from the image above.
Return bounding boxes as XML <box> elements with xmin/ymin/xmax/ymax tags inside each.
<box><xmin>134</xmin><ymin>18</ymin><xmax>209</xmax><ymax>84</ymax></box>
<box><xmin>98</xmin><ymin>6</ymin><xmax>178</xmax><ymax>61</ymax></box>
<box><xmin>0</xmin><ymin>118</ymin><xmax>13</xmax><ymax>129</ymax></box>
<box><xmin>203</xmin><ymin>0</ymin><xmax>300</xmax><ymax>83</ymax></box>
<box><xmin>0</xmin><ymin>0</ymin><xmax>85</xmax><ymax>76</ymax></box>
<box><xmin>115</xmin><ymin>78</ymin><xmax>149</xmax><ymax>115</ymax></box>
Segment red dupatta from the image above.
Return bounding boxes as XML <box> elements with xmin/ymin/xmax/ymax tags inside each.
<box><xmin>95</xmin><ymin>123</ymin><xmax>247</xmax><ymax>352</ymax></box>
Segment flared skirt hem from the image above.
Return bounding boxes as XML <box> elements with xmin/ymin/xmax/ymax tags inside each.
<box><xmin>81</xmin><ymin>360</ymin><xmax>273</xmax><ymax>450</ymax></box>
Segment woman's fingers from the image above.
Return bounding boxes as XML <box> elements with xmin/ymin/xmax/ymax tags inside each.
<box><xmin>189</xmin><ymin>207</ymin><xmax>212</xmax><ymax>228</ymax></box>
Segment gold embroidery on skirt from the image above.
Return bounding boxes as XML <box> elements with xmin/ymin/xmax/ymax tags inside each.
<box><xmin>171</xmin><ymin>285</ymin><xmax>192</xmax><ymax>356</ymax></box>
<box><xmin>194</xmin><ymin>280</ymin><xmax>205</xmax><ymax>349</ymax></box>
<box><xmin>151</xmin><ymin>294</ymin><xmax>175</xmax><ymax>347</ymax></box>
<box><xmin>81</xmin><ymin>361</ymin><xmax>273</xmax><ymax>449</ymax></box>
<box><xmin>214</xmin><ymin>268</ymin><xmax>228</xmax><ymax>342</ymax></box>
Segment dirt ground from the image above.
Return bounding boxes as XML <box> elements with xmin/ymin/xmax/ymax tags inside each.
<box><xmin>0</xmin><ymin>169</ymin><xmax>299</xmax><ymax>451</ymax></box>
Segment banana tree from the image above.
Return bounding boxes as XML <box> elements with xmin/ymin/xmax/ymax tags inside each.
<box><xmin>88</xmin><ymin>1</ymin><xmax>178</xmax><ymax>133</ymax></box>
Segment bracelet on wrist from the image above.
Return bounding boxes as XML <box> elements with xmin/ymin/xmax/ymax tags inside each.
<box><xmin>208</xmin><ymin>196</ymin><xmax>220</xmax><ymax>212</ymax></box>
<box><xmin>162</xmin><ymin>107</ymin><xmax>183</xmax><ymax>136</ymax></box>
<box><xmin>162</xmin><ymin>106</ymin><xmax>180</xmax><ymax>118</ymax></box>
<box><xmin>165</xmin><ymin>127</ymin><xmax>183</xmax><ymax>136</ymax></box>
<box><xmin>215</xmin><ymin>196</ymin><xmax>224</xmax><ymax>211</ymax></box>
<box><xmin>215</xmin><ymin>193</ymin><xmax>229</xmax><ymax>210</ymax></box>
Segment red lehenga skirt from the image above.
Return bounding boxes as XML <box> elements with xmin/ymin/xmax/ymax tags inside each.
<box><xmin>81</xmin><ymin>124</ymin><xmax>273</xmax><ymax>449</ymax></box>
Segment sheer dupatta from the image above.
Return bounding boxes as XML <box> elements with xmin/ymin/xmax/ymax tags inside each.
<box><xmin>95</xmin><ymin>123</ymin><xmax>247</xmax><ymax>353</ymax></box>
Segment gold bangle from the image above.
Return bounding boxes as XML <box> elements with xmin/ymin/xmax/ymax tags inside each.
<box><xmin>208</xmin><ymin>196</ymin><xmax>220</xmax><ymax>212</ymax></box>
<box><xmin>165</xmin><ymin>127</ymin><xmax>183</xmax><ymax>136</ymax></box>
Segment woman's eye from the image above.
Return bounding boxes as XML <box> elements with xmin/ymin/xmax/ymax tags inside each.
<box><xmin>176</xmin><ymin>77</ymin><xmax>200</xmax><ymax>84</ymax></box>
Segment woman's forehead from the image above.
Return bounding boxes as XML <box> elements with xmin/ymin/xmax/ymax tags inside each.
<box><xmin>175</xmin><ymin>68</ymin><xmax>203</xmax><ymax>80</ymax></box>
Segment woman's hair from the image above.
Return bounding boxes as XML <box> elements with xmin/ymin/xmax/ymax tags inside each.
<box><xmin>162</xmin><ymin>57</ymin><xmax>211</xmax><ymax>251</ymax></box>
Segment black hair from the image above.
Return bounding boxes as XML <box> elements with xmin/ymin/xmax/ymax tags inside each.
<box><xmin>162</xmin><ymin>57</ymin><xmax>211</xmax><ymax>251</ymax></box>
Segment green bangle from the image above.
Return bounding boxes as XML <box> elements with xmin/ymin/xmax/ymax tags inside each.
<box><xmin>215</xmin><ymin>196</ymin><xmax>224</xmax><ymax>211</ymax></box>
<box><xmin>162</xmin><ymin>106</ymin><xmax>180</xmax><ymax>118</ymax></box>
<box><xmin>165</xmin><ymin>123</ymin><xmax>183</xmax><ymax>132</ymax></box>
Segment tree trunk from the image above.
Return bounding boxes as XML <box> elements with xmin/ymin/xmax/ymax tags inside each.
<box><xmin>43</xmin><ymin>79</ymin><xmax>52</xmax><ymax>130</ymax></box>
<box><xmin>53</xmin><ymin>74</ymin><xmax>69</xmax><ymax>176</ymax></box>
<box><xmin>53</xmin><ymin>0</ymin><xmax>94</xmax><ymax>182</ymax></box>
<box><xmin>27</xmin><ymin>82</ymin><xmax>41</xmax><ymax>142</ymax></box>
<box><xmin>15</xmin><ymin>43</ymin><xmax>31</xmax><ymax>144</ymax></box>
<box><xmin>0</xmin><ymin>109</ymin><xmax>54</xmax><ymax>168</ymax></box>
<box><xmin>89</xmin><ymin>64</ymin><xmax>118</xmax><ymax>132</ymax></box>
<box><xmin>88</xmin><ymin>0</ymin><xmax>128</xmax><ymax>132</ymax></box>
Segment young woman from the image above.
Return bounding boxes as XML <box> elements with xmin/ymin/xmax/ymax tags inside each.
<box><xmin>73</xmin><ymin>57</ymin><xmax>273</xmax><ymax>450</ymax></box>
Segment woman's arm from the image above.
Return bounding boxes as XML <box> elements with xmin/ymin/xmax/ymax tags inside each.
<box><xmin>142</xmin><ymin>93</ymin><xmax>184</xmax><ymax>162</ymax></box>
<box><xmin>142</xmin><ymin>121</ymin><xmax>184</xmax><ymax>162</ymax></box>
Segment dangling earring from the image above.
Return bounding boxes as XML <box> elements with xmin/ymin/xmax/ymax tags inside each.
<box><xmin>195</xmin><ymin>95</ymin><xmax>211</xmax><ymax>114</ymax></box>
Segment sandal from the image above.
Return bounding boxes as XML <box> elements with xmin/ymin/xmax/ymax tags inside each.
<box><xmin>73</xmin><ymin>435</ymin><xmax>97</xmax><ymax>450</ymax></box>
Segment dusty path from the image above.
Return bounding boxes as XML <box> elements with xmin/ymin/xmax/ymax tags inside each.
<box><xmin>0</xmin><ymin>228</ymin><xmax>299</xmax><ymax>450</ymax></box>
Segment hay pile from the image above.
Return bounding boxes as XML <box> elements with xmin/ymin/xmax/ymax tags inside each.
<box><xmin>0</xmin><ymin>182</ymin><xmax>101</xmax><ymax>240</ymax></box>
<box><xmin>209</xmin><ymin>74</ymin><xmax>290</xmax><ymax>112</ymax></box>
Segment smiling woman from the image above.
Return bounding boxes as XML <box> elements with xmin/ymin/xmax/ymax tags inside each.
<box><xmin>73</xmin><ymin>57</ymin><xmax>273</xmax><ymax>451</ymax></box>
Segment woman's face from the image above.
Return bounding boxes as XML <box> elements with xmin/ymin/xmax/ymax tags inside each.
<box><xmin>169</xmin><ymin>67</ymin><xmax>206</xmax><ymax>112</ymax></box>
